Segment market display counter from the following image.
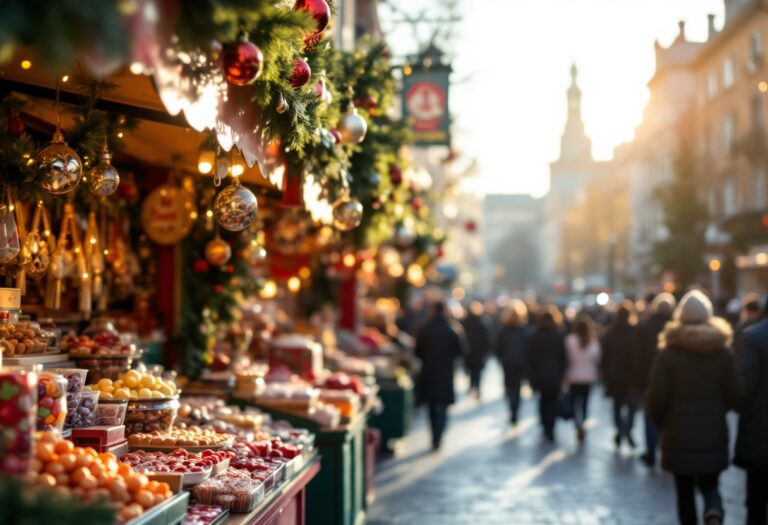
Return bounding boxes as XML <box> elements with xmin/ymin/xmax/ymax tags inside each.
<box><xmin>367</xmin><ymin>377</ymin><xmax>413</xmax><ymax>453</ymax></box>
<box><xmin>227</xmin><ymin>454</ymin><xmax>321</xmax><ymax>525</ymax></box>
<box><xmin>232</xmin><ymin>399</ymin><xmax>371</xmax><ymax>525</ymax></box>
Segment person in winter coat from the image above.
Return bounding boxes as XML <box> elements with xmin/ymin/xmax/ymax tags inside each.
<box><xmin>734</xmin><ymin>302</ymin><xmax>768</xmax><ymax>524</ymax></box>
<box><xmin>496</xmin><ymin>299</ymin><xmax>529</xmax><ymax>425</ymax></box>
<box><xmin>601</xmin><ymin>301</ymin><xmax>637</xmax><ymax>448</ymax></box>
<box><xmin>415</xmin><ymin>300</ymin><xmax>466</xmax><ymax>450</ymax></box>
<box><xmin>733</xmin><ymin>293</ymin><xmax>762</xmax><ymax>361</ymax></box>
<box><xmin>631</xmin><ymin>292</ymin><xmax>676</xmax><ymax>466</ymax></box>
<box><xmin>647</xmin><ymin>290</ymin><xmax>744</xmax><ymax>525</ymax></box>
<box><xmin>526</xmin><ymin>305</ymin><xmax>567</xmax><ymax>442</ymax></box>
<box><xmin>564</xmin><ymin>314</ymin><xmax>601</xmax><ymax>443</ymax></box>
<box><xmin>462</xmin><ymin>301</ymin><xmax>491</xmax><ymax>400</ymax></box>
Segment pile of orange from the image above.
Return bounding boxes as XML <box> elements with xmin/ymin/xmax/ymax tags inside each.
<box><xmin>29</xmin><ymin>432</ymin><xmax>174</xmax><ymax>523</ymax></box>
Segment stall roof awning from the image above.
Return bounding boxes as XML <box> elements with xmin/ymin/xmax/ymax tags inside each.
<box><xmin>0</xmin><ymin>56</ymin><xmax>278</xmax><ymax>188</ymax></box>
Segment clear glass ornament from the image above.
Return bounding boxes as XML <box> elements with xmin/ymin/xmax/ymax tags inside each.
<box><xmin>37</xmin><ymin>130</ymin><xmax>83</xmax><ymax>195</ymax></box>
<box><xmin>0</xmin><ymin>202</ymin><xmax>20</xmax><ymax>263</ymax></box>
<box><xmin>332</xmin><ymin>196</ymin><xmax>363</xmax><ymax>232</ymax></box>
<box><xmin>213</xmin><ymin>179</ymin><xmax>258</xmax><ymax>232</ymax></box>
<box><xmin>87</xmin><ymin>142</ymin><xmax>120</xmax><ymax>197</ymax></box>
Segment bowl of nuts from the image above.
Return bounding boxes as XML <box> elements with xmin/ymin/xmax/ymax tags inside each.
<box><xmin>124</xmin><ymin>397</ymin><xmax>181</xmax><ymax>436</ymax></box>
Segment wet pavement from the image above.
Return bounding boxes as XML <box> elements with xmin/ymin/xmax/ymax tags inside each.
<box><xmin>368</xmin><ymin>363</ymin><xmax>746</xmax><ymax>525</ymax></box>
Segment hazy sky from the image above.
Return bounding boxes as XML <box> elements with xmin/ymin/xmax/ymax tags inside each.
<box><xmin>380</xmin><ymin>0</ymin><xmax>724</xmax><ymax>197</ymax></box>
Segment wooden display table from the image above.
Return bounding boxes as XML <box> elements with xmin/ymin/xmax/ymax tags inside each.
<box><xmin>368</xmin><ymin>377</ymin><xmax>413</xmax><ymax>454</ymax></box>
<box><xmin>227</xmin><ymin>454</ymin><xmax>320</xmax><ymax>525</ymax></box>
<box><xmin>231</xmin><ymin>398</ymin><xmax>371</xmax><ymax>525</ymax></box>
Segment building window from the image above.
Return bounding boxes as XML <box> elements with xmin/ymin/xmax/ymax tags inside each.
<box><xmin>749</xmin><ymin>30</ymin><xmax>764</xmax><ymax>73</ymax></box>
<box><xmin>708</xmin><ymin>70</ymin><xmax>719</xmax><ymax>98</ymax></box>
<box><xmin>724</xmin><ymin>180</ymin><xmax>737</xmax><ymax>216</ymax></box>
<box><xmin>756</xmin><ymin>168</ymin><xmax>766</xmax><ymax>209</ymax></box>
<box><xmin>723</xmin><ymin>56</ymin><xmax>736</xmax><ymax>88</ymax></box>
<box><xmin>753</xmin><ymin>93</ymin><xmax>765</xmax><ymax>135</ymax></box>
<box><xmin>723</xmin><ymin>114</ymin><xmax>736</xmax><ymax>155</ymax></box>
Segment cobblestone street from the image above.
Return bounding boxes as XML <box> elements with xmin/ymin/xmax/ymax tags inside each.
<box><xmin>369</xmin><ymin>364</ymin><xmax>746</xmax><ymax>525</ymax></box>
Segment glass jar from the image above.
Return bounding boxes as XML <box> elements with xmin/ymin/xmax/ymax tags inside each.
<box><xmin>69</xmin><ymin>390</ymin><xmax>99</xmax><ymax>428</ymax></box>
<box><xmin>0</xmin><ymin>366</ymin><xmax>37</xmax><ymax>474</ymax></box>
<box><xmin>36</xmin><ymin>372</ymin><xmax>67</xmax><ymax>433</ymax></box>
<box><xmin>51</xmin><ymin>368</ymin><xmax>87</xmax><ymax>428</ymax></box>
<box><xmin>124</xmin><ymin>397</ymin><xmax>180</xmax><ymax>435</ymax></box>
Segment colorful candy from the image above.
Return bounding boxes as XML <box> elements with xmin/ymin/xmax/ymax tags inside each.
<box><xmin>36</xmin><ymin>372</ymin><xmax>67</xmax><ymax>432</ymax></box>
<box><xmin>0</xmin><ymin>367</ymin><xmax>37</xmax><ymax>474</ymax></box>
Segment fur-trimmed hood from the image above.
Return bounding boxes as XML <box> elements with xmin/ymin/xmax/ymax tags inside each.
<box><xmin>658</xmin><ymin>317</ymin><xmax>733</xmax><ymax>353</ymax></box>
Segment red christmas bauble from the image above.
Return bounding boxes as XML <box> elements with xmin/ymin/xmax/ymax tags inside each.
<box><xmin>365</xmin><ymin>95</ymin><xmax>376</xmax><ymax>109</ymax></box>
<box><xmin>222</xmin><ymin>40</ymin><xmax>264</xmax><ymax>86</ymax></box>
<box><xmin>436</xmin><ymin>245</ymin><xmax>445</xmax><ymax>258</ymax></box>
<box><xmin>294</xmin><ymin>0</ymin><xmax>330</xmax><ymax>35</ymax></box>
<box><xmin>411</xmin><ymin>196</ymin><xmax>423</xmax><ymax>210</ymax></box>
<box><xmin>465</xmin><ymin>220</ymin><xmax>477</xmax><ymax>233</ymax></box>
<box><xmin>226</xmin><ymin>264</ymin><xmax>235</xmax><ymax>274</ymax></box>
<box><xmin>290</xmin><ymin>58</ymin><xmax>311</xmax><ymax>88</ymax></box>
<box><xmin>193</xmin><ymin>259</ymin><xmax>210</xmax><ymax>273</ymax></box>
<box><xmin>213</xmin><ymin>283</ymin><xmax>224</xmax><ymax>293</ymax></box>
<box><xmin>7</xmin><ymin>115</ymin><xmax>24</xmax><ymax>136</ymax></box>
<box><xmin>389</xmin><ymin>164</ymin><xmax>403</xmax><ymax>185</ymax></box>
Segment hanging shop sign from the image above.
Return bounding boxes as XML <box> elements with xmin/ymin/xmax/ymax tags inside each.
<box><xmin>402</xmin><ymin>67</ymin><xmax>451</xmax><ymax>147</ymax></box>
<box><xmin>141</xmin><ymin>185</ymin><xmax>196</xmax><ymax>245</ymax></box>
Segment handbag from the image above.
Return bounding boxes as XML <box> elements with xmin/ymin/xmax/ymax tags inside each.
<box><xmin>557</xmin><ymin>390</ymin><xmax>575</xmax><ymax>420</ymax></box>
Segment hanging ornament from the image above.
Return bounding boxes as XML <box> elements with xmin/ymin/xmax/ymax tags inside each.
<box><xmin>389</xmin><ymin>164</ymin><xmax>403</xmax><ymax>186</ymax></box>
<box><xmin>7</xmin><ymin>113</ymin><xmax>24</xmax><ymax>136</ymax></box>
<box><xmin>36</xmin><ymin>130</ymin><xmax>83</xmax><ymax>195</ymax></box>
<box><xmin>294</xmin><ymin>0</ymin><xmax>330</xmax><ymax>50</ymax></box>
<box><xmin>85</xmin><ymin>212</ymin><xmax>105</xmax><ymax>299</ymax></box>
<box><xmin>411</xmin><ymin>196</ymin><xmax>423</xmax><ymax>210</ymax></box>
<box><xmin>141</xmin><ymin>183</ymin><xmax>195</xmax><ymax>245</ymax></box>
<box><xmin>213</xmin><ymin>178</ymin><xmax>258</xmax><ymax>232</ymax></box>
<box><xmin>338</xmin><ymin>105</ymin><xmax>368</xmax><ymax>144</ymax></box>
<box><xmin>289</xmin><ymin>58</ymin><xmax>311</xmax><ymax>88</ymax></box>
<box><xmin>394</xmin><ymin>221</ymin><xmax>416</xmax><ymax>249</ymax></box>
<box><xmin>328</xmin><ymin>129</ymin><xmax>342</xmax><ymax>144</ymax></box>
<box><xmin>0</xmin><ymin>189</ymin><xmax>20</xmax><ymax>264</ymax></box>
<box><xmin>276</xmin><ymin>93</ymin><xmax>289</xmax><ymax>114</ymax></box>
<box><xmin>222</xmin><ymin>38</ymin><xmax>264</xmax><ymax>86</ymax></box>
<box><xmin>87</xmin><ymin>138</ymin><xmax>121</xmax><ymax>197</ymax></box>
<box><xmin>332</xmin><ymin>196</ymin><xmax>364</xmax><ymax>232</ymax></box>
<box><xmin>205</xmin><ymin>236</ymin><xmax>232</xmax><ymax>266</ymax></box>
<box><xmin>13</xmin><ymin>199</ymin><xmax>30</xmax><ymax>294</ymax></box>
<box><xmin>24</xmin><ymin>201</ymin><xmax>52</xmax><ymax>278</ymax></box>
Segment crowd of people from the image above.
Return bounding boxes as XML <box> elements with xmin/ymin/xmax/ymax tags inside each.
<box><xmin>400</xmin><ymin>290</ymin><xmax>768</xmax><ymax>525</ymax></box>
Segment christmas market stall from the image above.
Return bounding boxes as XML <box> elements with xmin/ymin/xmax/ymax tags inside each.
<box><xmin>0</xmin><ymin>1</ymin><xmax>444</xmax><ymax>525</ymax></box>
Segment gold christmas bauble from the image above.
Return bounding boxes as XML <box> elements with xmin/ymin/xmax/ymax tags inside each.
<box><xmin>205</xmin><ymin>236</ymin><xmax>232</xmax><ymax>266</ymax></box>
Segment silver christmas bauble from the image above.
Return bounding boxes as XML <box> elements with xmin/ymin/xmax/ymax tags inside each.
<box><xmin>332</xmin><ymin>196</ymin><xmax>363</xmax><ymax>232</ymax></box>
<box><xmin>214</xmin><ymin>181</ymin><xmax>258</xmax><ymax>232</ymax></box>
<box><xmin>394</xmin><ymin>223</ymin><xmax>416</xmax><ymax>249</ymax></box>
<box><xmin>87</xmin><ymin>146</ymin><xmax>120</xmax><ymax>197</ymax></box>
<box><xmin>37</xmin><ymin>131</ymin><xmax>83</xmax><ymax>195</ymax></box>
<box><xmin>338</xmin><ymin>108</ymin><xmax>368</xmax><ymax>144</ymax></box>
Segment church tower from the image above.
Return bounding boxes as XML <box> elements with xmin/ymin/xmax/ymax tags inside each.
<box><xmin>560</xmin><ymin>64</ymin><xmax>592</xmax><ymax>162</ymax></box>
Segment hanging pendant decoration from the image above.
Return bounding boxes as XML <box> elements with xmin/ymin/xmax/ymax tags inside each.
<box><xmin>0</xmin><ymin>189</ymin><xmax>20</xmax><ymax>264</ymax></box>
<box><xmin>140</xmin><ymin>182</ymin><xmax>195</xmax><ymax>245</ymax></box>
<box><xmin>24</xmin><ymin>201</ymin><xmax>52</xmax><ymax>279</ymax></box>
<box><xmin>36</xmin><ymin>130</ymin><xmax>83</xmax><ymax>195</ymax></box>
<box><xmin>294</xmin><ymin>0</ymin><xmax>331</xmax><ymax>50</ymax></box>
<box><xmin>332</xmin><ymin>195</ymin><xmax>364</xmax><ymax>232</ymax></box>
<box><xmin>85</xmin><ymin>211</ymin><xmax>105</xmax><ymax>300</ymax></box>
<box><xmin>222</xmin><ymin>37</ymin><xmax>264</xmax><ymax>86</ymax></box>
<box><xmin>290</xmin><ymin>58</ymin><xmax>311</xmax><ymax>88</ymax></box>
<box><xmin>87</xmin><ymin>138</ymin><xmax>120</xmax><ymax>197</ymax></box>
<box><xmin>13</xmin><ymin>198</ymin><xmax>30</xmax><ymax>294</ymax></box>
<box><xmin>338</xmin><ymin>105</ymin><xmax>368</xmax><ymax>144</ymax></box>
<box><xmin>213</xmin><ymin>177</ymin><xmax>258</xmax><ymax>232</ymax></box>
<box><xmin>276</xmin><ymin>93</ymin><xmax>289</xmax><ymax>114</ymax></box>
<box><xmin>205</xmin><ymin>235</ymin><xmax>232</xmax><ymax>266</ymax></box>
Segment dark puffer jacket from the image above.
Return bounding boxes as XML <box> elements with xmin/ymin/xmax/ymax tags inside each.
<box><xmin>648</xmin><ymin>318</ymin><xmax>744</xmax><ymax>474</ymax></box>
<box><xmin>526</xmin><ymin>327</ymin><xmax>567</xmax><ymax>392</ymax></box>
<box><xmin>600</xmin><ymin>323</ymin><xmax>634</xmax><ymax>399</ymax></box>
<box><xmin>734</xmin><ymin>318</ymin><xmax>768</xmax><ymax>468</ymax></box>
<box><xmin>630</xmin><ymin>312</ymin><xmax>670</xmax><ymax>393</ymax></box>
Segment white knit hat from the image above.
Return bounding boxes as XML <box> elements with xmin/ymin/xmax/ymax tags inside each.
<box><xmin>674</xmin><ymin>290</ymin><xmax>713</xmax><ymax>325</ymax></box>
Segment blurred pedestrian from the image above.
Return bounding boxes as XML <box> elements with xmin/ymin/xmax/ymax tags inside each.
<box><xmin>734</xmin><ymin>300</ymin><xmax>768</xmax><ymax>525</ymax></box>
<box><xmin>733</xmin><ymin>293</ymin><xmax>762</xmax><ymax>360</ymax></box>
<box><xmin>564</xmin><ymin>314</ymin><xmax>601</xmax><ymax>443</ymax></box>
<box><xmin>415</xmin><ymin>301</ymin><xmax>466</xmax><ymax>451</ymax></box>
<box><xmin>631</xmin><ymin>292</ymin><xmax>676</xmax><ymax>467</ymax></box>
<box><xmin>496</xmin><ymin>299</ymin><xmax>529</xmax><ymax>425</ymax></box>
<box><xmin>601</xmin><ymin>300</ymin><xmax>637</xmax><ymax>448</ymax></box>
<box><xmin>648</xmin><ymin>290</ymin><xmax>743</xmax><ymax>525</ymax></box>
<box><xmin>462</xmin><ymin>301</ymin><xmax>490</xmax><ymax>400</ymax></box>
<box><xmin>526</xmin><ymin>306</ymin><xmax>567</xmax><ymax>442</ymax></box>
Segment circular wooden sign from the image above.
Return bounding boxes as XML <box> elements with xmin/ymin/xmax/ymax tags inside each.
<box><xmin>140</xmin><ymin>185</ymin><xmax>195</xmax><ymax>245</ymax></box>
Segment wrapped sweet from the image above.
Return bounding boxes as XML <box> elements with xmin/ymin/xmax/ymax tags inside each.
<box><xmin>0</xmin><ymin>366</ymin><xmax>37</xmax><ymax>474</ymax></box>
<box><xmin>36</xmin><ymin>372</ymin><xmax>67</xmax><ymax>432</ymax></box>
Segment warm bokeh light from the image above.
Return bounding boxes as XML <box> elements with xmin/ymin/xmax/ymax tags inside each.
<box><xmin>452</xmin><ymin>287</ymin><xmax>466</xmax><ymax>301</ymax></box>
<box><xmin>260</xmin><ymin>280</ymin><xmax>278</xmax><ymax>299</ymax></box>
<box><xmin>756</xmin><ymin>253</ymin><xmax>768</xmax><ymax>266</ymax></box>
<box><xmin>287</xmin><ymin>276</ymin><xmax>301</xmax><ymax>293</ymax></box>
<box><xmin>343</xmin><ymin>253</ymin><xmax>356</xmax><ymax>268</ymax></box>
<box><xmin>388</xmin><ymin>263</ymin><xmax>404</xmax><ymax>278</ymax></box>
<box><xmin>708</xmin><ymin>259</ymin><xmax>722</xmax><ymax>272</ymax></box>
<box><xmin>298</xmin><ymin>266</ymin><xmax>311</xmax><ymax>279</ymax></box>
<box><xmin>198</xmin><ymin>150</ymin><xmax>215</xmax><ymax>174</ymax></box>
<box><xmin>20</xmin><ymin>59</ymin><xmax>31</xmax><ymax>70</ymax></box>
<box><xmin>759</xmin><ymin>81</ymin><xmax>768</xmax><ymax>93</ymax></box>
